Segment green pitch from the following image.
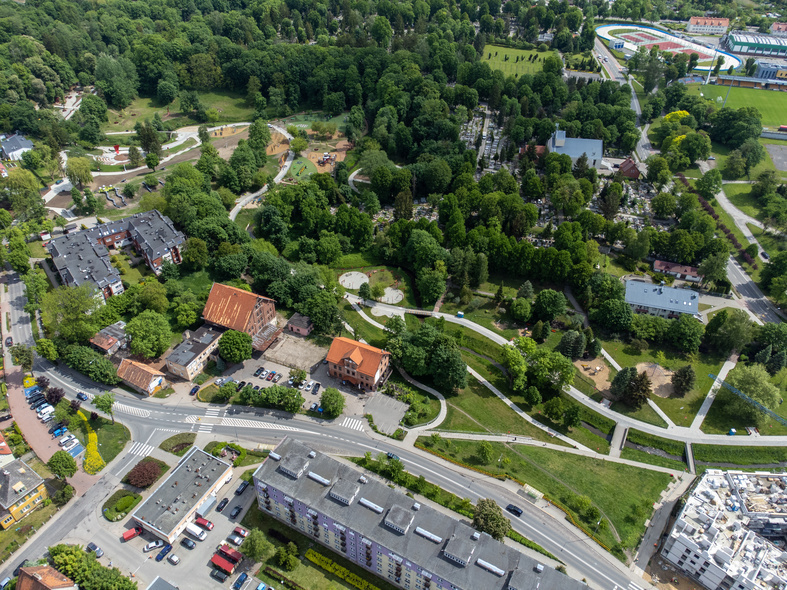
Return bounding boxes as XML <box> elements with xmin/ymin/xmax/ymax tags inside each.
<box><xmin>685</xmin><ymin>83</ymin><xmax>787</xmax><ymax>129</ymax></box>
<box><xmin>480</xmin><ymin>46</ymin><xmax>553</xmax><ymax>77</ymax></box>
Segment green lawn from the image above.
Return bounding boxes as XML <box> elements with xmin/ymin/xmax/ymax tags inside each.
<box><xmin>620</xmin><ymin>447</ymin><xmax>688</xmax><ymax>471</ymax></box>
<box><xmin>685</xmin><ymin>84</ymin><xmax>787</xmax><ymax>129</ymax></box>
<box><xmin>439</xmin><ymin>297</ymin><xmax>521</xmax><ymax>341</ymax></box>
<box><xmin>701</xmin><ymin>386</ymin><xmax>787</xmax><ymax>436</ymax></box>
<box><xmin>386</xmin><ymin>372</ymin><xmax>441</xmax><ymax>427</ymax></box>
<box><xmin>600</xmin><ymin>339</ymin><xmax>726</xmax><ymax>428</ymax></box>
<box><xmin>480</xmin><ymin>46</ymin><xmax>553</xmax><ymax>77</ymax></box>
<box><xmin>111</xmin><ymin>254</ymin><xmax>151</xmax><ymax>286</ymax></box>
<box><xmin>286</xmin><ymin>156</ymin><xmax>318</xmax><ymax>180</ymax></box>
<box><xmin>339</xmin><ymin>302</ymin><xmax>388</xmax><ymax>348</ymax></box>
<box><xmin>340</xmin><ymin>265</ymin><xmax>418</xmax><ymax>308</ymax></box>
<box><xmin>422</xmin><ymin>438</ymin><xmax>672</xmax><ymax>552</ymax></box>
<box><xmin>693</xmin><ymin>444</ymin><xmax>787</xmax><ymax>465</ymax></box>
<box><xmin>0</xmin><ymin>500</ymin><xmax>60</xmax><ymax>563</ymax></box>
<box><xmin>748</xmin><ymin>223</ymin><xmax>786</xmax><ymax>260</ymax></box>
<box><xmin>174</xmin><ymin>269</ymin><xmax>215</xmax><ymax>298</ymax></box>
<box><xmin>234</xmin><ymin>208</ymin><xmax>256</xmax><ymax>235</ymax></box>
<box><xmin>103</xmin><ymin>90</ymin><xmax>255</xmax><ymax>132</ymax></box>
<box><xmin>332</xmin><ymin>251</ymin><xmax>383</xmax><ymax>269</ymax></box>
<box><xmin>28</xmin><ymin>241</ymin><xmax>47</xmax><ymax>259</ymax></box>
<box><xmin>242</xmin><ymin>507</ymin><xmax>401</xmax><ymax>590</ymax></box>
<box><xmin>159</xmin><ymin>432</ymin><xmax>196</xmax><ymax>456</ymax></box>
<box><xmin>723</xmin><ymin>184</ymin><xmax>764</xmax><ymax>221</ymax></box>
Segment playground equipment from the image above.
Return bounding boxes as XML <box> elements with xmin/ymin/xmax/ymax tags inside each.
<box><xmin>708</xmin><ymin>373</ymin><xmax>787</xmax><ymax>427</ymax></box>
<box><xmin>316</xmin><ymin>152</ymin><xmax>337</xmax><ymax>166</ymax></box>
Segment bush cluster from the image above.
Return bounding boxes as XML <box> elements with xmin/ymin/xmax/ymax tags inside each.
<box><xmin>306</xmin><ymin>550</ymin><xmax>383</xmax><ymax>590</ymax></box>
<box><xmin>78</xmin><ymin>411</ymin><xmax>105</xmax><ymax>474</ymax></box>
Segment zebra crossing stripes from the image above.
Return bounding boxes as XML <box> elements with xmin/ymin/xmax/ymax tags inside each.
<box><xmin>127</xmin><ymin>442</ymin><xmax>155</xmax><ymax>457</ymax></box>
<box><xmin>628</xmin><ymin>583</ymin><xmax>644</xmax><ymax>590</ymax></box>
<box><xmin>220</xmin><ymin>417</ymin><xmax>299</xmax><ymax>431</ymax></box>
<box><xmin>340</xmin><ymin>417</ymin><xmax>365</xmax><ymax>431</ymax></box>
<box><xmin>115</xmin><ymin>403</ymin><xmax>151</xmax><ymax>418</ymax></box>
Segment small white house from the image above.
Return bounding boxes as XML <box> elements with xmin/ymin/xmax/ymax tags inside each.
<box><xmin>0</xmin><ymin>134</ymin><xmax>33</xmax><ymax>161</ymax></box>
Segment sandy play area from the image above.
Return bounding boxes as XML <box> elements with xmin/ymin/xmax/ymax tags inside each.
<box><xmin>636</xmin><ymin>362</ymin><xmax>674</xmax><ymax>397</ymax></box>
<box><xmin>266</xmin><ymin>131</ymin><xmax>289</xmax><ymax>155</ymax></box>
<box><xmin>574</xmin><ymin>359</ymin><xmax>611</xmax><ymax>392</ymax></box>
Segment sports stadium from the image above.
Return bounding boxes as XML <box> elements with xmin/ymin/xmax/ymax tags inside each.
<box><xmin>595</xmin><ymin>24</ymin><xmax>742</xmax><ymax>71</ymax></box>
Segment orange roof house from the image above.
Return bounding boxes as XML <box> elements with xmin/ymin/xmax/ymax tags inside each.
<box><xmin>0</xmin><ymin>432</ymin><xmax>14</xmax><ymax>468</ymax></box>
<box><xmin>117</xmin><ymin>359</ymin><xmax>166</xmax><ymax>396</ymax></box>
<box><xmin>326</xmin><ymin>337</ymin><xmax>392</xmax><ymax>392</ymax></box>
<box><xmin>202</xmin><ymin>283</ymin><xmax>280</xmax><ymax>351</ymax></box>
<box><xmin>16</xmin><ymin>566</ymin><xmax>77</xmax><ymax>590</ymax></box>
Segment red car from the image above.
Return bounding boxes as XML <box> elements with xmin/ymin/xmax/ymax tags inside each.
<box><xmin>195</xmin><ymin>517</ymin><xmax>214</xmax><ymax>530</ymax></box>
<box><xmin>233</xmin><ymin>527</ymin><xmax>248</xmax><ymax>538</ymax></box>
<box><xmin>266</xmin><ymin>371</ymin><xmax>276</xmax><ymax>381</ymax></box>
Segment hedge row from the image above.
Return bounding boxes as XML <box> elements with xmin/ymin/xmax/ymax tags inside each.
<box><xmin>305</xmin><ymin>550</ymin><xmax>383</xmax><ymax>590</ymax></box>
<box><xmin>78</xmin><ymin>411</ymin><xmax>105</xmax><ymax>474</ymax></box>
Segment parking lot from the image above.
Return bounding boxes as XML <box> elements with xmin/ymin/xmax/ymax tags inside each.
<box><xmin>97</xmin><ymin>470</ymin><xmax>259</xmax><ymax>589</ymax></box>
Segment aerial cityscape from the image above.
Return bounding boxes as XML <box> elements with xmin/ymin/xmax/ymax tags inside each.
<box><xmin>1</xmin><ymin>0</ymin><xmax>787</xmax><ymax>589</ymax></box>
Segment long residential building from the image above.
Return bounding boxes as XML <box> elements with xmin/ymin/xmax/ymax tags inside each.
<box><xmin>661</xmin><ymin>470</ymin><xmax>787</xmax><ymax>590</ymax></box>
<box><xmin>47</xmin><ymin>210</ymin><xmax>185</xmax><ymax>300</ymax></box>
<box><xmin>624</xmin><ymin>281</ymin><xmax>700</xmax><ymax>319</ymax></box>
<box><xmin>253</xmin><ymin>438</ymin><xmax>586</xmax><ymax>590</ymax></box>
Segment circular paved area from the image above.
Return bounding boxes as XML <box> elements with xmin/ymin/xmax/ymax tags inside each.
<box><xmin>339</xmin><ymin>271</ymin><xmax>369</xmax><ymax>289</ymax></box>
<box><xmin>381</xmin><ymin>287</ymin><xmax>404</xmax><ymax>304</ymax></box>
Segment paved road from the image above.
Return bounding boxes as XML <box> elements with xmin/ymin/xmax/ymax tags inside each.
<box><xmin>726</xmin><ymin>255</ymin><xmax>782</xmax><ymax>324</ymax></box>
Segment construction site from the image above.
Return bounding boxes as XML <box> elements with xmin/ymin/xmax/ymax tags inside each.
<box><xmin>661</xmin><ymin>470</ymin><xmax>787</xmax><ymax>590</ymax></box>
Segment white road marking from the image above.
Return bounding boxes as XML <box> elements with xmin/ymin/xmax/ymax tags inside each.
<box><xmin>340</xmin><ymin>417</ymin><xmax>365</xmax><ymax>431</ymax></box>
<box><xmin>127</xmin><ymin>442</ymin><xmax>155</xmax><ymax>457</ymax></box>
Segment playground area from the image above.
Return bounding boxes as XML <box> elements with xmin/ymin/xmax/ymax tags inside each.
<box><xmin>636</xmin><ymin>362</ymin><xmax>674</xmax><ymax>398</ymax></box>
<box><xmin>574</xmin><ymin>359</ymin><xmax>612</xmax><ymax>392</ymax></box>
<box><xmin>271</xmin><ymin>111</ymin><xmax>349</xmax><ymax>134</ymax></box>
<box><xmin>339</xmin><ymin>268</ymin><xmax>406</xmax><ymax>304</ymax></box>
<box><xmin>266</xmin><ymin>131</ymin><xmax>289</xmax><ymax>155</ymax></box>
<box><xmin>595</xmin><ymin>24</ymin><xmax>741</xmax><ymax>71</ymax></box>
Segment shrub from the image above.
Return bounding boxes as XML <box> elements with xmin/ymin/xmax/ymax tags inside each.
<box><xmin>78</xmin><ymin>411</ymin><xmax>105</xmax><ymax>474</ymax></box>
<box><xmin>115</xmin><ymin>494</ymin><xmax>136</xmax><ymax>513</ymax></box>
<box><xmin>126</xmin><ymin>459</ymin><xmax>162</xmax><ymax>488</ymax></box>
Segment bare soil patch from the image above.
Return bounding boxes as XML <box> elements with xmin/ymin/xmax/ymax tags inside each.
<box><xmin>574</xmin><ymin>358</ymin><xmax>612</xmax><ymax>391</ymax></box>
<box><xmin>636</xmin><ymin>362</ymin><xmax>674</xmax><ymax>398</ymax></box>
<box><xmin>262</xmin><ymin>332</ymin><xmax>327</xmax><ymax>372</ymax></box>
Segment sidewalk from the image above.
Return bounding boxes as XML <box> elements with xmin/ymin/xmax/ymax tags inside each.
<box><xmin>689</xmin><ymin>354</ymin><xmax>737</xmax><ymax>432</ymax></box>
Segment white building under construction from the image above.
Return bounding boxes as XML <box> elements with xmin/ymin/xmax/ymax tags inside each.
<box><xmin>661</xmin><ymin>470</ymin><xmax>787</xmax><ymax>590</ymax></box>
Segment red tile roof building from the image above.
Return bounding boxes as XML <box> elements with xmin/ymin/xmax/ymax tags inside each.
<box><xmin>202</xmin><ymin>283</ymin><xmax>281</xmax><ymax>351</ymax></box>
<box><xmin>326</xmin><ymin>337</ymin><xmax>391</xmax><ymax>391</ymax></box>
<box><xmin>117</xmin><ymin>359</ymin><xmax>167</xmax><ymax>395</ymax></box>
<box><xmin>653</xmin><ymin>260</ymin><xmax>702</xmax><ymax>282</ymax></box>
<box><xmin>16</xmin><ymin>566</ymin><xmax>77</xmax><ymax>590</ymax></box>
<box><xmin>771</xmin><ymin>22</ymin><xmax>787</xmax><ymax>36</ymax></box>
<box><xmin>687</xmin><ymin>16</ymin><xmax>729</xmax><ymax>33</ymax></box>
<box><xmin>619</xmin><ymin>157</ymin><xmax>641</xmax><ymax>179</ymax></box>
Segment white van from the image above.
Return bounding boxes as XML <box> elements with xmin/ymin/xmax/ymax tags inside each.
<box><xmin>37</xmin><ymin>406</ymin><xmax>54</xmax><ymax>418</ymax></box>
<box><xmin>185</xmin><ymin>522</ymin><xmax>207</xmax><ymax>541</ymax></box>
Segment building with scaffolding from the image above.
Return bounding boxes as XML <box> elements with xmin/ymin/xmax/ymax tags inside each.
<box><xmin>661</xmin><ymin>470</ymin><xmax>787</xmax><ymax>590</ymax></box>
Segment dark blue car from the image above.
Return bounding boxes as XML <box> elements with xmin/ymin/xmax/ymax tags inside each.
<box><xmin>232</xmin><ymin>572</ymin><xmax>248</xmax><ymax>590</ymax></box>
<box><xmin>76</xmin><ymin>392</ymin><xmax>89</xmax><ymax>401</ymax></box>
<box><xmin>190</xmin><ymin>386</ymin><xmax>199</xmax><ymax>395</ymax></box>
<box><xmin>155</xmin><ymin>544</ymin><xmax>172</xmax><ymax>562</ymax></box>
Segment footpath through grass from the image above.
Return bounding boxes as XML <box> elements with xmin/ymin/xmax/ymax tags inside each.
<box><xmin>419</xmin><ymin>437</ymin><xmax>672</xmax><ymax>555</ymax></box>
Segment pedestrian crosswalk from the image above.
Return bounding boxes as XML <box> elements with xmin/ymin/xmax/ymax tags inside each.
<box><xmin>115</xmin><ymin>403</ymin><xmax>151</xmax><ymax>418</ymax></box>
<box><xmin>127</xmin><ymin>442</ymin><xmax>155</xmax><ymax>457</ymax></box>
<box><xmin>198</xmin><ymin>408</ymin><xmax>222</xmax><ymax>433</ymax></box>
<box><xmin>628</xmin><ymin>582</ymin><xmax>644</xmax><ymax>590</ymax></box>
<box><xmin>221</xmin><ymin>417</ymin><xmax>299</xmax><ymax>431</ymax></box>
<box><xmin>341</xmin><ymin>417</ymin><xmax>365</xmax><ymax>431</ymax></box>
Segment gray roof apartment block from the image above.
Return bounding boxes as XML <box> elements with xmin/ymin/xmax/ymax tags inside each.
<box><xmin>625</xmin><ymin>281</ymin><xmax>698</xmax><ymax>314</ymax></box>
<box><xmin>87</xmin><ymin>210</ymin><xmax>184</xmax><ymax>262</ymax></box>
<box><xmin>47</xmin><ymin>232</ymin><xmax>120</xmax><ymax>291</ymax></box>
<box><xmin>166</xmin><ymin>325</ymin><xmax>222</xmax><ymax>368</ymax></box>
<box><xmin>254</xmin><ymin>438</ymin><xmax>585</xmax><ymax>590</ymax></box>
<box><xmin>0</xmin><ymin>460</ymin><xmax>44</xmax><ymax>510</ymax></box>
<box><xmin>132</xmin><ymin>448</ymin><xmax>231</xmax><ymax>539</ymax></box>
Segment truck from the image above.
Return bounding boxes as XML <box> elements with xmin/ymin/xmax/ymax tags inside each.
<box><xmin>122</xmin><ymin>526</ymin><xmax>143</xmax><ymax>542</ymax></box>
<box><xmin>218</xmin><ymin>543</ymin><xmax>243</xmax><ymax>564</ymax></box>
<box><xmin>185</xmin><ymin>523</ymin><xmax>207</xmax><ymax>541</ymax></box>
<box><xmin>211</xmin><ymin>553</ymin><xmax>236</xmax><ymax>575</ymax></box>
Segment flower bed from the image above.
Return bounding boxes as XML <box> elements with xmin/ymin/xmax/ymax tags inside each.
<box><xmin>78</xmin><ymin>411</ymin><xmax>105</xmax><ymax>474</ymax></box>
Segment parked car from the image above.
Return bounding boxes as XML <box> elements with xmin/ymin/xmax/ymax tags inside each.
<box><xmin>266</xmin><ymin>371</ymin><xmax>275</xmax><ymax>381</ymax></box>
<box><xmin>235</xmin><ymin>481</ymin><xmax>249</xmax><ymax>495</ymax></box>
<box><xmin>28</xmin><ymin>395</ymin><xmax>45</xmax><ymax>406</ymax></box>
<box><xmin>217</xmin><ymin>498</ymin><xmax>229</xmax><ymax>512</ymax></box>
<box><xmin>236</xmin><ymin>381</ymin><xmax>247</xmax><ymax>392</ymax></box>
<box><xmin>312</xmin><ymin>383</ymin><xmax>321</xmax><ymax>395</ymax></box>
<box><xmin>305</xmin><ymin>381</ymin><xmax>315</xmax><ymax>392</ymax></box>
<box><xmin>167</xmin><ymin>553</ymin><xmax>180</xmax><ymax>565</ymax></box>
<box><xmin>762</xmin><ymin>251</ymin><xmax>770</xmax><ymax>260</ymax></box>
<box><xmin>253</xmin><ymin>367</ymin><xmax>264</xmax><ymax>377</ymax></box>
<box><xmin>506</xmin><ymin>504</ymin><xmax>523</xmax><ymax>517</ymax></box>
<box><xmin>122</xmin><ymin>527</ymin><xmax>143</xmax><ymax>542</ymax></box>
<box><xmin>180</xmin><ymin>537</ymin><xmax>196</xmax><ymax>550</ymax></box>
<box><xmin>297</xmin><ymin>381</ymin><xmax>306</xmax><ymax>390</ymax></box>
<box><xmin>233</xmin><ymin>527</ymin><xmax>248</xmax><ymax>538</ymax></box>
<box><xmin>273</xmin><ymin>374</ymin><xmax>283</xmax><ymax>383</ymax></box>
<box><xmin>255</xmin><ymin>584</ymin><xmax>268</xmax><ymax>590</ymax></box>
<box><xmin>287</xmin><ymin>377</ymin><xmax>294</xmax><ymax>386</ymax></box>
<box><xmin>309</xmin><ymin>402</ymin><xmax>318</xmax><ymax>412</ymax></box>
<box><xmin>232</xmin><ymin>573</ymin><xmax>248</xmax><ymax>589</ymax></box>
<box><xmin>86</xmin><ymin>543</ymin><xmax>103</xmax><ymax>558</ymax></box>
<box><xmin>48</xmin><ymin>422</ymin><xmax>64</xmax><ymax>434</ymax></box>
<box><xmin>211</xmin><ymin>569</ymin><xmax>228</xmax><ymax>583</ymax></box>
<box><xmin>387</xmin><ymin>452</ymin><xmax>400</xmax><ymax>461</ymax></box>
<box><xmin>227</xmin><ymin>533</ymin><xmax>244</xmax><ymax>546</ymax></box>
<box><xmin>144</xmin><ymin>540</ymin><xmax>165</xmax><ymax>553</ymax></box>
<box><xmin>59</xmin><ymin>434</ymin><xmax>76</xmax><ymax>446</ymax></box>
<box><xmin>5</xmin><ymin>337</ymin><xmax>12</xmax><ymax>347</ymax></box>
<box><xmin>252</xmin><ymin>385</ymin><xmax>260</xmax><ymax>391</ymax></box>
<box><xmin>62</xmin><ymin>439</ymin><xmax>79</xmax><ymax>452</ymax></box>
<box><xmin>41</xmin><ymin>414</ymin><xmax>54</xmax><ymax>424</ymax></box>
<box><xmin>30</xmin><ymin>400</ymin><xmax>48</xmax><ymax>411</ymax></box>
<box><xmin>76</xmin><ymin>391</ymin><xmax>89</xmax><ymax>401</ymax></box>
<box><xmin>190</xmin><ymin>386</ymin><xmax>199</xmax><ymax>395</ymax></box>
<box><xmin>195</xmin><ymin>517</ymin><xmax>214</xmax><ymax>530</ymax></box>
<box><xmin>155</xmin><ymin>544</ymin><xmax>172</xmax><ymax>562</ymax></box>
<box><xmin>229</xmin><ymin>505</ymin><xmax>242</xmax><ymax>519</ymax></box>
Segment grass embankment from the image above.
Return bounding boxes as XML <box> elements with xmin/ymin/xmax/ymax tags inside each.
<box><xmin>419</xmin><ymin>437</ymin><xmax>672</xmax><ymax>556</ymax></box>
<box><xmin>600</xmin><ymin>339</ymin><xmax>725</xmax><ymax>428</ymax></box>
<box><xmin>159</xmin><ymin>432</ymin><xmax>196</xmax><ymax>456</ymax></box>
<box><xmin>242</xmin><ymin>507</ymin><xmax>401</xmax><ymax>590</ymax></box>
<box><xmin>386</xmin><ymin>372</ymin><xmax>441</xmax><ymax>427</ymax></box>
<box><xmin>701</xmin><ymin>386</ymin><xmax>787</xmax><ymax>436</ymax></box>
<box><xmin>621</xmin><ymin>429</ymin><xmax>688</xmax><ymax>471</ymax></box>
<box><xmin>748</xmin><ymin>223</ymin><xmax>785</xmax><ymax>261</ymax></box>
<box><xmin>692</xmin><ymin>444</ymin><xmax>787</xmax><ymax>466</ymax></box>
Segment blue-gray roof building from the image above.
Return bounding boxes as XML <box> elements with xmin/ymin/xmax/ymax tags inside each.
<box><xmin>625</xmin><ymin>281</ymin><xmax>700</xmax><ymax>319</ymax></box>
<box><xmin>0</xmin><ymin>134</ymin><xmax>34</xmax><ymax>160</ymax></box>
<box><xmin>547</xmin><ymin>127</ymin><xmax>603</xmax><ymax>168</ymax></box>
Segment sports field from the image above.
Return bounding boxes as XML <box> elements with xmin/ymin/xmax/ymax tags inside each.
<box><xmin>480</xmin><ymin>46</ymin><xmax>554</xmax><ymax>76</ymax></box>
<box><xmin>685</xmin><ymin>84</ymin><xmax>787</xmax><ymax>128</ymax></box>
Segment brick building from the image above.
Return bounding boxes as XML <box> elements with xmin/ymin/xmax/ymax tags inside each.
<box><xmin>202</xmin><ymin>283</ymin><xmax>281</xmax><ymax>352</ymax></box>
